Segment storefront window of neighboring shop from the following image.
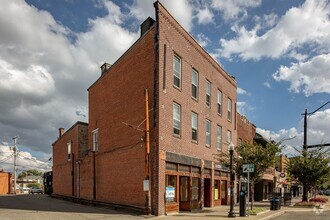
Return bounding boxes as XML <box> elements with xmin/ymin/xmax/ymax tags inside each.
<box><xmin>166</xmin><ymin>175</ymin><xmax>176</xmax><ymax>202</ymax></box>
<box><xmin>214</xmin><ymin>180</ymin><xmax>220</xmax><ymax>200</ymax></box>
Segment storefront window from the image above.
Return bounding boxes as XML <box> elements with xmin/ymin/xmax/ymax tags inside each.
<box><xmin>166</xmin><ymin>175</ymin><xmax>176</xmax><ymax>202</ymax></box>
<box><xmin>214</xmin><ymin>180</ymin><xmax>220</xmax><ymax>200</ymax></box>
<box><xmin>192</xmin><ymin>177</ymin><xmax>199</xmax><ymax>201</ymax></box>
<box><xmin>221</xmin><ymin>180</ymin><xmax>226</xmax><ymax>200</ymax></box>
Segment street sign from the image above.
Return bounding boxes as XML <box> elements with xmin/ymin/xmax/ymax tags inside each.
<box><xmin>243</xmin><ymin>164</ymin><xmax>254</xmax><ymax>173</ymax></box>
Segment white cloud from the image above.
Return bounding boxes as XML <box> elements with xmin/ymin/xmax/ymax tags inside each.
<box><xmin>0</xmin><ymin>0</ymin><xmax>139</xmax><ymax>155</ymax></box>
<box><xmin>0</xmin><ymin>144</ymin><xmax>51</xmax><ymax>173</ymax></box>
<box><xmin>196</xmin><ymin>6</ymin><xmax>214</xmax><ymax>25</ymax></box>
<box><xmin>257</xmin><ymin>109</ymin><xmax>330</xmax><ymax>156</ymax></box>
<box><xmin>196</xmin><ymin>33</ymin><xmax>210</xmax><ymax>47</ymax></box>
<box><xmin>237</xmin><ymin>87</ymin><xmax>247</xmax><ymax>95</ymax></box>
<box><xmin>263</xmin><ymin>82</ymin><xmax>271</xmax><ymax>88</ymax></box>
<box><xmin>128</xmin><ymin>0</ymin><xmax>194</xmax><ymax>32</ymax></box>
<box><xmin>211</xmin><ymin>0</ymin><xmax>262</xmax><ymax>20</ymax></box>
<box><xmin>273</xmin><ymin>53</ymin><xmax>330</xmax><ymax>96</ymax></box>
<box><xmin>237</xmin><ymin>101</ymin><xmax>254</xmax><ymax>115</ymax></box>
<box><xmin>218</xmin><ymin>0</ymin><xmax>330</xmax><ymax>60</ymax></box>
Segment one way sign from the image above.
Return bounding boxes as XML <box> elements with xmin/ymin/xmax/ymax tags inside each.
<box><xmin>243</xmin><ymin>164</ymin><xmax>254</xmax><ymax>173</ymax></box>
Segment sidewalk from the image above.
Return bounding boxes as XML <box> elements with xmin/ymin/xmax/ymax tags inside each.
<box><xmin>153</xmin><ymin>197</ymin><xmax>330</xmax><ymax>220</ymax></box>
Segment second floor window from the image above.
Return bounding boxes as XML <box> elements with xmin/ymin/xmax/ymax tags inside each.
<box><xmin>227</xmin><ymin>98</ymin><xmax>232</xmax><ymax>121</ymax></box>
<box><xmin>67</xmin><ymin>142</ymin><xmax>71</xmax><ymax>161</ymax></box>
<box><xmin>93</xmin><ymin>129</ymin><xmax>99</xmax><ymax>151</ymax></box>
<box><xmin>206</xmin><ymin>119</ymin><xmax>211</xmax><ymax>147</ymax></box>
<box><xmin>216</xmin><ymin>125</ymin><xmax>222</xmax><ymax>150</ymax></box>
<box><xmin>192</xmin><ymin>112</ymin><xmax>198</xmax><ymax>141</ymax></box>
<box><xmin>173</xmin><ymin>55</ymin><xmax>181</xmax><ymax>88</ymax></box>
<box><xmin>173</xmin><ymin>103</ymin><xmax>181</xmax><ymax>135</ymax></box>
<box><xmin>217</xmin><ymin>90</ymin><xmax>222</xmax><ymax>115</ymax></box>
<box><xmin>206</xmin><ymin>80</ymin><xmax>211</xmax><ymax>107</ymax></box>
<box><xmin>192</xmin><ymin>69</ymin><xmax>198</xmax><ymax>99</ymax></box>
<box><xmin>227</xmin><ymin>130</ymin><xmax>232</xmax><ymax>144</ymax></box>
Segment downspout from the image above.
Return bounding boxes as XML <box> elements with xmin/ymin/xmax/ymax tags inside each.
<box><xmin>93</xmin><ymin>151</ymin><xmax>96</xmax><ymax>200</ymax></box>
<box><xmin>72</xmin><ymin>153</ymin><xmax>75</xmax><ymax>197</ymax></box>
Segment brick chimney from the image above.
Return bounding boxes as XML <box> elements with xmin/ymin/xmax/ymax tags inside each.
<box><xmin>141</xmin><ymin>17</ymin><xmax>155</xmax><ymax>36</ymax></box>
<box><xmin>59</xmin><ymin>128</ymin><xmax>64</xmax><ymax>138</ymax></box>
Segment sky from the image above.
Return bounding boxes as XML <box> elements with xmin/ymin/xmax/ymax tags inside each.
<box><xmin>0</xmin><ymin>0</ymin><xmax>330</xmax><ymax>172</ymax></box>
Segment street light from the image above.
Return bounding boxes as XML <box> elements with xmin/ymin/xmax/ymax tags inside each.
<box><xmin>228</xmin><ymin>142</ymin><xmax>236</xmax><ymax>218</ymax></box>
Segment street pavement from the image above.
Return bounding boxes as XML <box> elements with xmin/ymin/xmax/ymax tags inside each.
<box><xmin>0</xmin><ymin>194</ymin><xmax>329</xmax><ymax>219</ymax></box>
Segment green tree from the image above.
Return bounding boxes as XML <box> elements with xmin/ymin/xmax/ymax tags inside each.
<box><xmin>18</xmin><ymin>169</ymin><xmax>43</xmax><ymax>179</ymax></box>
<box><xmin>286</xmin><ymin>147</ymin><xmax>330</xmax><ymax>202</ymax></box>
<box><xmin>217</xmin><ymin>141</ymin><xmax>281</xmax><ymax>209</ymax></box>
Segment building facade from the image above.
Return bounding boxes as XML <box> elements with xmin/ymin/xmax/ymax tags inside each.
<box><xmin>53</xmin><ymin>2</ymin><xmax>237</xmax><ymax>215</ymax></box>
<box><xmin>0</xmin><ymin>170</ymin><xmax>12</xmax><ymax>194</ymax></box>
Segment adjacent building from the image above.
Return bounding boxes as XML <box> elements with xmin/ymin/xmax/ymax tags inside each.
<box><xmin>53</xmin><ymin>2</ymin><xmax>238</xmax><ymax>215</ymax></box>
<box><xmin>0</xmin><ymin>170</ymin><xmax>12</xmax><ymax>194</ymax></box>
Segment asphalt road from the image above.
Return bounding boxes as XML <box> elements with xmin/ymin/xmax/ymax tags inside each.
<box><xmin>275</xmin><ymin>210</ymin><xmax>330</xmax><ymax>220</ymax></box>
<box><xmin>0</xmin><ymin>194</ymin><xmax>145</xmax><ymax>220</ymax></box>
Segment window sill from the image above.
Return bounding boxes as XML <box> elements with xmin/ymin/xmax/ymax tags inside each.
<box><xmin>191</xmin><ymin>96</ymin><xmax>198</xmax><ymax>102</ymax></box>
<box><xmin>173</xmin><ymin>134</ymin><xmax>181</xmax><ymax>139</ymax></box>
<box><xmin>173</xmin><ymin>85</ymin><xmax>182</xmax><ymax>91</ymax></box>
<box><xmin>191</xmin><ymin>140</ymin><xmax>198</xmax><ymax>144</ymax></box>
<box><xmin>205</xmin><ymin>145</ymin><xmax>211</xmax><ymax>148</ymax></box>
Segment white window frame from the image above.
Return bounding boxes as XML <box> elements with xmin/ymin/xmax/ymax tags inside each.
<box><xmin>192</xmin><ymin>69</ymin><xmax>198</xmax><ymax>99</ymax></box>
<box><xmin>227</xmin><ymin>98</ymin><xmax>232</xmax><ymax>121</ymax></box>
<box><xmin>67</xmin><ymin>142</ymin><xmax>71</xmax><ymax>161</ymax></box>
<box><xmin>217</xmin><ymin>90</ymin><xmax>222</xmax><ymax>116</ymax></box>
<box><xmin>92</xmin><ymin>129</ymin><xmax>99</xmax><ymax>152</ymax></box>
<box><xmin>216</xmin><ymin>125</ymin><xmax>222</xmax><ymax>150</ymax></box>
<box><xmin>173</xmin><ymin>55</ymin><xmax>181</xmax><ymax>89</ymax></box>
<box><xmin>173</xmin><ymin>103</ymin><xmax>181</xmax><ymax>136</ymax></box>
<box><xmin>206</xmin><ymin>80</ymin><xmax>211</xmax><ymax>107</ymax></box>
<box><xmin>227</xmin><ymin>130</ymin><xmax>232</xmax><ymax>144</ymax></box>
<box><xmin>192</xmin><ymin>112</ymin><xmax>198</xmax><ymax>142</ymax></box>
<box><xmin>206</xmin><ymin>119</ymin><xmax>211</xmax><ymax>147</ymax></box>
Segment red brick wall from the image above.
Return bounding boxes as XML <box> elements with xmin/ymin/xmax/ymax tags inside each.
<box><xmin>237</xmin><ymin>112</ymin><xmax>256</xmax><ymax>144</ymax></box>
<box><xmin>155</xmin><ymin>2</ymin><xmax>237</xmax><ymax>215</ymax></box>
<box><xmin>52</xmin><ymin>122</ymin><xmax>90</xmax><ymax>198</ymax></box>
<box><xmin>88</xmin><ymin>28</ymin><xmax>155</xmax><ymax>207</ymax></box>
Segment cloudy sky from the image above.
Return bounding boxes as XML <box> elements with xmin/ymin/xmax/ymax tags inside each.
<box><xmin>1</xmin><ymin>0</ymin><xmax>330</xmax><ymax>172</ymax></box>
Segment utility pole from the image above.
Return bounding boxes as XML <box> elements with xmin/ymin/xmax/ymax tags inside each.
<box><xmin>12</xmin><ymin>136</ymin><xmax>17</xmax><ymax>194</ymax></box>
<box><xmin>144</xmin><ymin>89</ymin><xmax>151</xmax><ymax>215</ymax></box>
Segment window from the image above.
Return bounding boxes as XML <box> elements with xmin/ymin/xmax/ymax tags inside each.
<box><xmin>173</xmin><ymin>55</ymin><xmax>181</xmax><ymax>88</ymax></box>
<box><xmin>92</xmin><ymin>129</ymin><xmax>99</xmax><ymax>151</ymax></box>
<box><xmin>238</xmin><ymin>138</ymin><xmax>242</xmax><ymax>146</ymax></box>
<box><xmin>206</xmin><ymin>119</ymin><xmax>211</xmax><ymax>147</ymax></box>
<box><xmin>227</xmin><ymin>98</ymin><xmax>232</xmax><ymax>121</ymax></box>
<box><xmin>173</xmin><ymin>103</ymin><xmax>181</xmax><ymax>136</ymax></box>
<box><xmin>216</xmin><ymin>125</ymin><xmax>222</xmax><ymax>150</ymax></box>
<box><xmin>67</xmin><ymin>142</ymin><xmax>71</xmax><ymax>161</ymax></box>
<box><xmin>214</xmin><ymin>180</ymin><xmax>220</xmax><ymax>200</ymax></box>
<box><xmin>192</xmin><ymin>69</ymin><xmax>198</xmax><ymax>99</ymax></box>
<box><xmin>192</xmin><ymin>112</ymin><xmax>198</xmax><ymax>141</ymax></box>
<box><xmin>227</xmin><ymin>130</ymin><xmax>232</xmax><ymax>144</ymax></box>
<box><xmin>166</xmin><ymin>175</ymin><xmax>177</xmax><ymax>202</ymax></box>
<box><xmin>217</xmin><ymin>90</ymin><xmax>222</xmax><ymax>115</ymax></box>
<box><xmin>206</xmin><ymin>80</ymin><xmax>211</xmax><ymax>107</ymax></box>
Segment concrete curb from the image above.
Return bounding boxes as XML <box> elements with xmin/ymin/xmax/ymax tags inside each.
<box><xmin>259</xmin><ymin>210</ymin><xmax>285</xmax><ymax>220</ymax></box>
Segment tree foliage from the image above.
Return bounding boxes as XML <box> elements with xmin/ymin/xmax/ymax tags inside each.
<box><xmin>216</xmin><ymin>141</ymin><xmax>281</xmax><ymax>208</ymax></box>
<box><xmin>286</xmin><ymin>147</ymin><xmax>330</xmax><ymax>201</ymax></box>
<box><xmin>18</xmin><ymin>169</ymin><xmax>43</xmax><ymax>179</ymax></box>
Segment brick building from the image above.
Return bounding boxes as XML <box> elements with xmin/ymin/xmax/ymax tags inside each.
<box><xmin>0</xmin><ymin>170</ymin><xmax>12</xmax><ymax>194</ymax></box>
<box><xmin>53</xmin><ymin>2</ymin><xmax>237</xmax><ymax>215</ymax></box>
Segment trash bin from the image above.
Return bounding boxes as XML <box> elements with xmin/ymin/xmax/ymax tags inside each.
<box><xmin>274</xmin><ymin>197</ymin><xmax>281</xmax><ymax>210</ymax></box>
<box><xmin>270</xmin><ymin>198</ymin><xmax>276</xmax><ymax>210</ymax></box>
<box><xmin>239</xmin><ymin>191</ymin><xmax>247</xmax><ymax>216</ymax></box>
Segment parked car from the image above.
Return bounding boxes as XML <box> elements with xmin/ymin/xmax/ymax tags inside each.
<box><xmin>29</xmin><ymin>186</ymin><xmax>43</xmax><ymax>194</ymax></box>
<box><xmin>325</xmin><ymin>189</ymin><xmax>330</xmax><ymax>196</ymax></box>
<box><xmin>22</xmin><ymin>187</ymin><xmax>30</xmax><ymax>194</ymax></box>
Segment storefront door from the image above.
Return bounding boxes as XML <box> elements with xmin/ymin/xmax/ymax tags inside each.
<box><xmin>204</xmin><ymin>178</ymin><xmax>211</xmax><ymax>207</ymax></box>
<box><xmin>179</xmin><ymin>176</ymin><xmax>190</xmax><ymax>211</ymax></box>
<box><xmin>221</xmin><ymin>180</ymin><xmax>227</xmax><ymax>205</ymax></box>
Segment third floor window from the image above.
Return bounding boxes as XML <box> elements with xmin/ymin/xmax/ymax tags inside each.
<box><xmin>206</xmin><ymin>80</ymin><xmax>211</xmax><ymax>107</ymax></box>
<box><xmin>173</xmin><ymin>55</ymin><xmax>181</xmax><ymax>89</ymax></box>
<box><xmin>217</xmin><ymin>90</ymin><xmax>222</xmax><ymax>116</ymax></box>
<box><xmin>192</xmin><ymin>69</ymin><xmax>198</xmax><ymax>99</ymax></box>
<box><xmin>227</xmin><ymin>98</ymin><xmax>232</xmax><ymax>121</ymax></box>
